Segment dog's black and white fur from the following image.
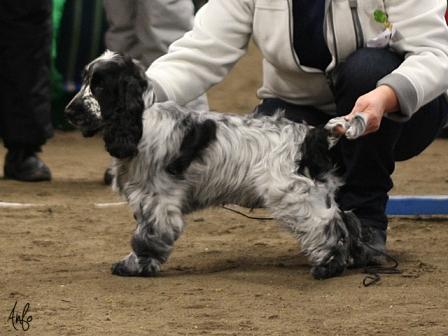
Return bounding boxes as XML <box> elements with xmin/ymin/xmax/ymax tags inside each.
<box><xmin>65</xmin><ymin>51</ymin><xmax>369</xmax><ymax>279</ymax></box>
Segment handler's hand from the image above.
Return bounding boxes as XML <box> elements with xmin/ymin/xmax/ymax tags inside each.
<box><xmin>345</xmin><ymin>85</ymin><xmax>399</xmax><ymax>136</ymax></box>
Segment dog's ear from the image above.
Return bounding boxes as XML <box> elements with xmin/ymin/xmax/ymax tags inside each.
<box><xmin>102</xmin><ymin>58</ymin><xmax>148</xmax><ymax>159</ymax></box>
<box><xmin>297</xmin><ymin>127</ymin><xmax>334</xmax><ymax>181</ymax></box>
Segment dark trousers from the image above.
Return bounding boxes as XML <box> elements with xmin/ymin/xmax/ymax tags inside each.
<box><xmin>0</xmin><ymin>0</ymin><xmax>54</xmax><ymax>151</ymax></box>
<box><xmin>256</xmin><ymin>48</ymin><xmax>448</xmax><ymax>231</ymax></box>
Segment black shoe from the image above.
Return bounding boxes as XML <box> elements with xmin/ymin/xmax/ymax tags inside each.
<box><xmin>342</xmin><ymin>212</ymin><xmax>386</xmax><ymax>267</ymax></box>
<box><xmin>4</xmin><ymin>149</ymin><xmax>52</xmax><ymax>182</ymax></box>
<box><xmin>104</xmin><ymin>167</ymin><xmax>114</xmax><ymax>185</ymax></box>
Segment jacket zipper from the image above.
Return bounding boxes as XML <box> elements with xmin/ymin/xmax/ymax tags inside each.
<box><xmin>328</xmin><ymin>1</ymin><xmax>339</xmax><ymax>65</ymax></box>
<box><xmin>287</xmin><ymin>0</ymin><xmax>326</xmax><ymax>73</ymax></box>
<box><xmin>349</xmin><ymin>0</ymin><xmax>364</xmax><ymax>49</ymax></box>
<box><xmin>325</xmin><ymin>0</ymin><xmax>339</xmax><ymax>89</ymax></box>
<box><xmin>287</xmin><ymin>0</ymin><xmax>304</xmax><ymax>71</ymax></box>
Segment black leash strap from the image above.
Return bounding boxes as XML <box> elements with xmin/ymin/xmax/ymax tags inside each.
<box><xmin>222</xmin><ymin>205</ymin><xmax>401</xmax><ymax>287</ymax></box>
<box><xmin>362</xmin><ymin>243</ymin><xmax>401</xmax><ymax>287</ymax></box>
<box><xmin>222</xmin><ymin>205</ymin><xmax>274</xmax><ymax>221</ymax></box>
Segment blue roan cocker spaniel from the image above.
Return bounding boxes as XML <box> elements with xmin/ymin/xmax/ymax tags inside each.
<box><xmin>65</xmin><ymin>51</ymin><xmax>375</xmax><ymax>280</ymax></box>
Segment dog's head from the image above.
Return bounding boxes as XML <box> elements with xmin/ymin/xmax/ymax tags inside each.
<box><xmin>65</xmin><ymin>51</ymin><xmax>150</xmax><ymax>159</ymax></box>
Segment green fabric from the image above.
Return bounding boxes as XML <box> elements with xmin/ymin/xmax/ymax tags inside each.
<box><xmin>66</xmin><ymin>0</ymin><xmax>83</xmax><ymax>89</ymax></box>
<box><xmin>51</xmin><ymin>0</ymin><xmax>66</xmax><ymax>98</ymax></box>
<box><xmin>52</xmin><ymin>0</ymin><xmax>66</xmax><ymax>61</ymax></box>
<box><xmin>50</xmin><ymin>0</ymin><xmax>107</xmax><ymax>130</ymax></box>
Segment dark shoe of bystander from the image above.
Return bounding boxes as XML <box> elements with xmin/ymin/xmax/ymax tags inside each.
<box><xmin>103</xmin><ymin>167</ymin><xmax>114</xmax><ymax>186</ymax></box>
<box><xmin>4</xmin><ymin>149</ymin><xmax>52</xmax><ymax>182</ymax></box>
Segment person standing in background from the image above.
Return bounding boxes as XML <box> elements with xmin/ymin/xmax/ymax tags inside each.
<box><xmin>102</xmin><ymin>0</ymin><xmax>208</xmax><ymax>110</ymax></box>
<box><xmin>0</xmin><ymin>1</ymin><xmax>54</xmax><ymax>181</ymax></box>
<box><xmin>104</xmin><ymin>0</ymin><xmax>197</xmax><ymax>69</ymax></box>
<box><xmin>101</xmin><ymin>0</ymin><xmax>209</xmax><ymax>184</ymax></box>
<box><xmin>104</xmin><ymin>0</ymin><xmax>194</xmax><ymax>67</ymax></box>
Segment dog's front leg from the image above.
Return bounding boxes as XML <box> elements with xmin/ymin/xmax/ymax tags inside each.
<box><xmin>111</xmin><ymin>200</ymin><xmax>185</xmax><ymax>277</ymax></box>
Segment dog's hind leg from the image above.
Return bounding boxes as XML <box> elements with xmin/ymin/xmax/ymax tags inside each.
<box><xmin>266</xmin><ymin>179</ymin><xmax>350</xmax><ymax>279</ymax></box>
<box><xmin>111</xmin><ymin>196</ymin><xmax>185</xmax><ymax>277</ymax></box>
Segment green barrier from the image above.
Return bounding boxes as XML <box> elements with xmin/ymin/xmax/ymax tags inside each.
<box><xmin>51</xmin><ymin>0</ymin><xmax>106</xmax><ymax>130</ymax></box>
<box><xmin>51</xmin><ymin>0</ymin><xmax>68</xmax><ymax>129</ymax></box>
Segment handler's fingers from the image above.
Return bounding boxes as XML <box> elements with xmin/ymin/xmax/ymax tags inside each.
<box><xmin>324</xmin><ymin>116</ymin><xmax>351</xmax><ymax>136</ymax></box>
<box><xmin>333</xmin><ymin>124</ymin><xmax>346</xmax><ymax>136</ymax></box>
<box><xmin>345</xmin><ymin>112</ymin><xmax>368</xmax><ymax>139</ymax></box>
<box><xmin>325</xmin><ymin>112</ymin><xmax>368</xmax><ymax>139</ymax></box>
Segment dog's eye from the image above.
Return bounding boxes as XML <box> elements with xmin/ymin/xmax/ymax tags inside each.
<box><xmin>91</xmin><ymin>86</ymin><xmax>104</xmax><ymax>97</ymax></box>
<box><xmin>90</xmin><ymin>74</ymin><xmax>106</xmax><ymax>95</ymax></box>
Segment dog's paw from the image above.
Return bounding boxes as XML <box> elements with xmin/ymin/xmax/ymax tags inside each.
<box><xmin>111</xmin><ymin>253</ymin><xmax>161</xmax><ymax>277</ymax></box>
<box><xmin>111</xmin><ymin>260</ymin><xmax>138</xmax><ymax>276</ymax></box>
<box><xmin>311</xmin><ymin>257</ymin><xmax>346</xmax><ymax>279</ymax></box>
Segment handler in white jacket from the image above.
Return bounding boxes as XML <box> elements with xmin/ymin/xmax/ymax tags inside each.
<box><xmin>147</xmin><ymin>0</ymin><xmax>448</xmax><ymax>261</ymax></box>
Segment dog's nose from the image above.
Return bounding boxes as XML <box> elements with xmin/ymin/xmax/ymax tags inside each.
<box><xmin>64</xmin><ymin>106</ymin><xmax>76</xmax><ymax>118</ymax></box>
<box><xmin>64</xmin><ymin>98</ymin><xmax>83</xmax><ymax>119</ymax></box>
<box><xmin>64</xmin><ymin>106</ymin><xmax>81</xmax><ymax>124</ymax></box>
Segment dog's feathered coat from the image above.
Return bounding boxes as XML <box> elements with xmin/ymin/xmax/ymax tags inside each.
<box><xmin>65</xmin><ymin>51</ymin><xmax>366</xmax><ymax>279</ymax></box>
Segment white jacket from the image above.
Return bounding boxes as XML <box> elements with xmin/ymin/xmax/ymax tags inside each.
<box><xmin>147</xmin><ymin>0</ymin><xmax>448</xmax><ymax>121</ymax></box>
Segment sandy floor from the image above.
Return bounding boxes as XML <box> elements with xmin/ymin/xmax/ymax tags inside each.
<box><xmin>1</xmin><ymin>45</ymin><xmax>448</xmax><ymax>335</ymax></box>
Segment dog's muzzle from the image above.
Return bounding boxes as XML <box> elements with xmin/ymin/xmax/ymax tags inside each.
<box><xmin>65</xmin><ymin>97</ymin><xmax>103</xmax><ymax>137</ymax></box>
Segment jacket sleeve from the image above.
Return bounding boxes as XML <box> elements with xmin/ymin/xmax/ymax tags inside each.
<box><xmin>378</xmin><ymin>0</ymin><xmax>448</xmax><ymax>121</ymax></box>
<box><xmin>146</xmin><ymin>0</ymin><xmax>254</xmax><ymax>105</ymax></box>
